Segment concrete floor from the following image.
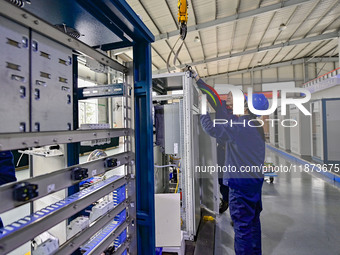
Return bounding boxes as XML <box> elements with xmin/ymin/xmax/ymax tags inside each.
<box><xmin>215</xmin><ymin>148</ymin><xmax>340</xmax><ymax>255</ymax></box>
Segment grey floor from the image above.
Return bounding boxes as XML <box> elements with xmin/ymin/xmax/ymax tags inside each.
<box><xmin>215</xmin><ymin>148</ymin><xmax>340</xmax><ymax>255</ymax></box>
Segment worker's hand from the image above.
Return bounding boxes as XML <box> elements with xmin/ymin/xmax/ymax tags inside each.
<box><xmin>185</xmin><ymin>65</ymin><xmax>200</xmax><ymax>81</ymax></box>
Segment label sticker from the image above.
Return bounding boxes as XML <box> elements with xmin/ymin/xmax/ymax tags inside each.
<box><xmin>47</xmin><ymin>184</ymin><xmax>55</xmax><ymax>193</ymax></box>
<box><xmin>174</xmin><ymin>143</ymin><xmax>178</xmax><ymax>154</ymax></box>
<box><xmin>92</xmin><ymin>169</ymin><xmax>97</xmax><ymax>176</ymax></box>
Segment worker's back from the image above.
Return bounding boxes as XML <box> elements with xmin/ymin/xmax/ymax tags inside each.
<box><xmin>222</xmin><ymin>115</ymin><xmax>265</xmax><ymax>192</ymax></box>
<box><xmin>200</xmin><ymin>114</ymin><xmax>265</xmax><ymax>193</ymax></box>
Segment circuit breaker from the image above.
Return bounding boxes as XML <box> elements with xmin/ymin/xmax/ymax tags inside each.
<box><xmin>0</xmin><ymin>16</ymin><xmax>29</xmax><ymax>133</ymax></box>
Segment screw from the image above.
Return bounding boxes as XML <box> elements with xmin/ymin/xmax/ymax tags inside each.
<box><xmin>34</xmin><ymin>20</ymin><xmax>39</xmax><ymax>25</ymax></box>
<box><xmin>73</xmin><ymin>205</ymin><xmax>77</xmax><ymax>209</ymax></box>
<box><xmin>34</xmin><ymin>140</ymin><xmax>39</xmax><ymax>144</ymax></box>
<box><xmin>68</xmin><ymin>38</ymin><xmax>72</xmax><ymax>42</ymax></box>
<box><xmin>53</xmin><ymin>138</ymin><xmax>58</xmax><ymax>143</ymax></box>
<box><xmin>93</xmin><ymin>133</ymin><xmax>97</xmax><ymax>137</ymax></box>
<box><xmin>22</xmin><ymin>14</ymin><xmax>27</xmax><ymax>19</ymax></box>
<box><xmin>68</xmin><ymin>137</ymin><xmax>73</xmax><ymax>141</ymax></box>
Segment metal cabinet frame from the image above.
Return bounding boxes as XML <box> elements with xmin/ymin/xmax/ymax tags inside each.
<box><xmin>0</xmin><ymin>0</ymin><xmax>155</xmax><ymax>254</ymax></box>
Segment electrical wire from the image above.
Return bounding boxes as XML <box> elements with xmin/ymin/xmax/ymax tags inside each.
<box><xmin>154</xmin><ymin>164</ymin><xmax>178</xmax><ymax>168</ymax></box>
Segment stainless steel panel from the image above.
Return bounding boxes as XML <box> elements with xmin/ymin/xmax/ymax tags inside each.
<box><xmin>164</xmin><ymin>103</ymin><xmax>181</xmax><ymax>154</ymax></box>
<box><xmin>31</xmin><ymin>32</ymin><xmax>73</xmax><ymax>131</ymax></box>
<box><xmin>196</xmin><ymin>113</ymin><xmax>218</xmax><ymax>214</ymax></box>
<box><xmin>289</xmin><ymin>104</ymin><xmax>311</xmax><ymax>156</ymax></box>
<box><xmin>0</xmin><ymin>16</ymin><xmax>29</xmax><ymax>133</ymax></box>
<box><xmin>325</xmin><ymin>100</ymin><xmax>340</xmax><ymax>161</ymax></box>
<box><xmin>311</xmin><ymin>101</ymin><xmax>323</xmax><ymax>160</ymax></box>
<box><xmin>278</xmin><ymin>106</ymin><xmax>290</xmax><ymax>150</ymax></box>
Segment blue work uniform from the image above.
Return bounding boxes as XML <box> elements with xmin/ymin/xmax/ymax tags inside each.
<box><xmin>216</xmin><ymin>100</ymin><xmax>231</xmax><ymax>202</ymax></box>
<box><xmin>0</xmin><ymin>151</ymin><xmax>17</xmax><ymax>229</ymax></box>
<box><xmin>200</xmin><ymin>113</ymin><xmax>265</xmax><ymax>255</ymax></box>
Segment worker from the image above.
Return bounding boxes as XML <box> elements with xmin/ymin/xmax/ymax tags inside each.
<box><xmin>189</xmin><ymin>67</ymin><xmax>230</xmax><ymax>214</ymax></box>
<box><xmin>190</xmin><ymin>68</ymin><xmax>268</xmax><ymax>255</ymax></box>
<box><xmin>0</xmin><ymin>151</ymin><xmax>17</xmax><ymax>229</ymax></box>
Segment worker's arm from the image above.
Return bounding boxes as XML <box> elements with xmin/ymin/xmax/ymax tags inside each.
<box><xmin>190</xmin><ymin>68</ymin><xmax>222</xmax><ymax>111</ymax></box>
<box><xmin>200</xmin><ymin>113</ymin><xmax>235</xmax><ymax>142</ymax></box>
<box><xmin>0</xmin><ymin>151</ymin><xmax>17</xmax><ymax>186</ymax></box>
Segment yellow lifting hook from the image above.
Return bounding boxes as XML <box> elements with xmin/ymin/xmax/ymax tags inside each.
<box><xmin>178</xmin><ymin>0</ymin><xmax>188</xmax><ymax>40</ymax></box>
<box><xmin>167</xmin><ymin>0</ymin><xmax>189</xmax><ymax>73</ymax></box>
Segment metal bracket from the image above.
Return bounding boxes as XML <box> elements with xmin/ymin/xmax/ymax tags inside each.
<box><xmin>78</xmin><ymin>83</ymin><xmax>125</xmax><ymax>100</ymax></box>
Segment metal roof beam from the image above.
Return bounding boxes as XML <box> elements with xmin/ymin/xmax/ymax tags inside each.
<box><xmin>155</xmin><ymin>0</ymin><xmax>313</xmax><ymax>41</ymax></box>
<box><xmin>153</xmin><ymin>31</ymin><xmax>339</xmax><ymax>74</ymax></box>
<box><xmin>201</xmin><ymin>57</ymin><xmax>339</xmax><ymax>79</ymax></box>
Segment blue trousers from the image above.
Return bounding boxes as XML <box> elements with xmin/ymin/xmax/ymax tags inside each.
<box><xmin>229</xmin><ymin>188</ymin><xmax>262</xmax><ymax>255</ymax></box>
<box><xmin>217</xmin><ymin>144</ymin><xmax>229</xmax><ymax>202</ymax></box>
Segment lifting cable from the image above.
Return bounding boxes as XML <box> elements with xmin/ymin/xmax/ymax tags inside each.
<box><xmin>167</xmin><ymin>0</ymin><xmax>188</xmax><ymax>73</ymax></box>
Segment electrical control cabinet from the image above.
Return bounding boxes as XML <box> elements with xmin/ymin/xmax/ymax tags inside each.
<box><xmin>278</xmin><ymin>105</ymin><xmax>290</xmax><ymax>151</ymax></box>
<box><xmin>0</xmin><ymin>16</ymin><xmax>30</xmax><ymax>133</ymax></box>
<box><xmin>311</xmin><ymin>99</ymin><xmax>340</xmax><ymax>164</ymax></box>
<box><xmin>0</xmin><ymin>0</ymin><xmax>156</xmax><ymax>252</ymax></box>
<box><xmin>269</xmin><ymin>111</ymin><xmax>278</xmax><ymax>146</ymax></box>
<box><xmin>152</xmin><ymin>72</ymin><xmax>218</xmax><ymax>243</ymax></box>
<box><xmin>289</xmin><ymin>104</ymin><xmax>311</xmax><ymax>156</ymax></box>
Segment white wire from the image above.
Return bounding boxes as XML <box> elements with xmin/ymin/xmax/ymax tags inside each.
<box><xmin>154</xmin><ymin>164</ymin><xmax>178</xmax><ymax>168</ymax></box>
<box><xmin>16</xmin><ymin>153</ymin><xmax>24</xmax><ymax>167</ymax></box>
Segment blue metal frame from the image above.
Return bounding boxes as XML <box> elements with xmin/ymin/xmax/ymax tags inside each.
<box><xmin>134</xmin><ymin>42</ymin><xmax>156</xmax><ymax>255</ymax></box>
<box><xmin>74</xmin><ymin>1</ymin><xmax>156</xmax><ymax>253</ymax></box>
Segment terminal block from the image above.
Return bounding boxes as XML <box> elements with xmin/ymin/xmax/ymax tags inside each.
<box><xmin>89</xmin><ymin>200</ymin><xmax>115</xmax><ymax>223</ymax></box>
<box><xmin>13</xmin><ymin>182</ymin><xmax>39</xmax><ymax>202</ymax></box>
<box><xmin>71</xmin><ymin>167</ymin><xmax>89</xmax><ymax>181</ymax></box>
<box><xmin>104</xmin><ymin>157</ymin><xmax>118</xmax><ymax>168</ymax></box>
<box><xmin>32</xmin><ymin>237</ymin><xmax>59</xmax><ymax>255</ymax></box>
<box><xmin>66</xmin><ymin>216</ymin><xmax>90</xmax><ymax>240</ymax></box>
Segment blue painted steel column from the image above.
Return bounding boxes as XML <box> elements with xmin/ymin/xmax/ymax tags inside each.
<box><xmin>133</xmin><ymin>42</ymin><xmax>155</xmax><ymax>255</ymax></box>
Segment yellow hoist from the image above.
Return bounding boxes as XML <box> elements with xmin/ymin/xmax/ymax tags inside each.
<box><xmin>167</xmin><ymin>0</ymin><xmax>188</xmax><ymax>72</ymax></box>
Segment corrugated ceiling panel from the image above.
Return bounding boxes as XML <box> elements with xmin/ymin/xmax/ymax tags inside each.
<box><xmin>231</xmin><ymin>17</ymin><xmax>254</xmax><ymax>52</ymax></box>
<box><xmin>126</xmin><ymin>0</ymin><xmax>160</xmax><ymax>35</ymax></box>
<box><xmin>140</xmin><ymin>0</ymin><xmax>178</xmax><ymax>33</ymax></box>
<box><xmin>238</xmin><ymin>54</ymin><xmax>253</xmax><ymax>70</ymax></box>
<box><xmin>282</xmin><ymin>44</ymin><xmax>308</xmax><ymax>61</ymax></box>
<box><xmin>270</xmin><ymin>45</ymin><xmax>295</xmax><ymax>63</ymax></box>
<box><xmin>312</xmin><ymin>39</ymin><xmax>338</xmax><ymax>56</ymax></box>
<box><xmin>216</xmin><ymin>59</ymin><xmax>229</xmax><ymax>74</ymax></box>
<box><xmin>239</xmin><ymin>0</ymin><xmax>261</xmax><ymax>13</ymax></box>
<box><xmin>292</xmin><ymin>0</ymin><xmax>338</xmax><ymax>39</ymax></box>
<box><xmin>201</xmin><ymin>28</ymin><xmax>217</xmax><ymax>58</ymax></box>
<box><xmin>246</xmin><ymin>13</ymin><xmax>276</xmax><ymax>49</ymax></box>
<box><xmin>258</xmin><ymin>5</ymin><xmax>299</xmax><ymax>46</ymax></box>
<box><xmin>308</xmin><ymin>4</ymin><xmax>340</xmax><ymax>34</ymax></box>
<box><xmin>191</xmin><ymin>0</ymin><xmax>216</xmax><ymax>24</ymax></box>
<box><xmin>216</xmin><ymin>0</ymin><xmax>237</xmax><ymax>18</ymax></box>
<box><xmin>185</xmin><ymin>39</ymin><xmax>205</xmax><ymax>62</ymax></box>
<box><xmin>260</xmin><ymin>0</ymin><xmax>281</xmax><ymax>8</ymax></box>
<box><xmin>307</xmin><ymin>0</ymin><xmax>336</xmax><ymax>20</ymax></box>
<box><xmin>260</xmin><ymin>48</ymin><xmax>281</xmax><ymax>64</ymax></box>
<box><xmin>217</xmin><ymin>23</ymin><xmax>235</xmax><ymax>54</ymax></box>
<box><xmin>207</xmin><ymin>62</ymin><xmax>218</xmax><ymax>76</ymax></box>
<box><xmin>293</xmin><ymin>40</ymin><xmax>324</xmax><ymax>58</ymax></box>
